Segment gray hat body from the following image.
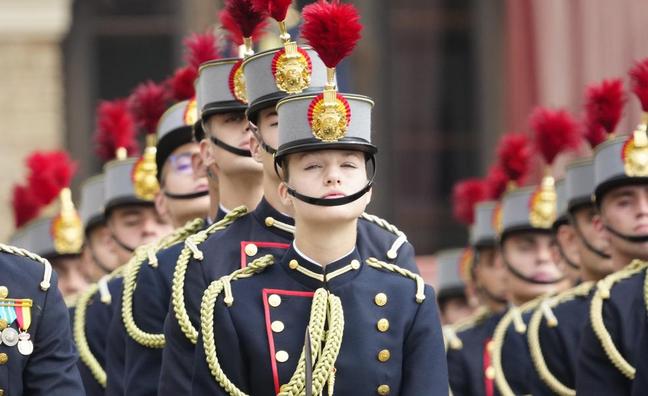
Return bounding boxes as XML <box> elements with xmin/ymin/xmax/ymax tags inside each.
<box><xmin>198</xmin><ymin>58</ymin><xmax>247</xmax><ymax>119</ymax></box>
<box><xmin>555</xmin><ymin>178</ymin><xmax>567</xmax><ymax>226</ymax></box>
<box><xmin>22</xmin><ymin>217</ymin><xmax>57</xmax><ymax>258</ymax></box>
<box><xmin>156</xmin><ymin>100</ymin><xmax>195</xmax><ymax>180</ymax></box>
<box><xmin>565</xmin><ymin>158</ymin><xmax>594</xmax><ymax>211</ymax></box>
<box><xmin>276</xmin><ymin>92</ymin><xmax>376</xmax><ymax>158</ymax></box>
<box><xmin>594</xmin><ymin>135</ymin><xmax>648</xmax><ymax>202</ymax></box>
<box><xmin>501</xmin><ymin>185</ymin><xmax>553</xmax><ymax>237</ymax></box>
<box><xmin>470</xmin><ymin>201</ymin><xmax>497</xmax><ymax>247</ymax></box>
<box><xmin>157</xmin><ymin>100</ymin><xmax>192</xmax><ymax>142</ymax></box>
<box><xmin>8</xmin><ymin>229</ymin><xmax>29</xmax><ymax>250</ymax></box>
<box><xmin>435</xmin><ymin>248</ymin><xmax>467</xmax><ymax>294</ymax></box>
<box><xmin>242</xmin><ymin>46</ymin><xmax>329</xmax><ymax>123</ymax></box>
<box><xmin>104</xmin><ymin>157</ymin><xmax>151</xmax><ymax>214</ymax></box>
<box><xmin>80</xmin><ymin>174</ymin><xmax>105</xmax><ymax>231</ymax></box>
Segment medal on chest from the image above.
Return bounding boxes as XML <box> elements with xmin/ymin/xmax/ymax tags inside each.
<box><xmin>0</xmin><ymin>287</ymin><xmax>34</xmax><ymax>355</ymax></box>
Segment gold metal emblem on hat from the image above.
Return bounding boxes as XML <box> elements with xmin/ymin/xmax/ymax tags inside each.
<box><xmin>623</xmin><ymin>125</ymin><xmax>648</xmax><ymax>177</ymax></box>
<box><xmin>133</xmin><ymin>135</ymin><xmax>160</xmax><ymax>201</ymax></box>
<box><xmin>273</xmin><ymin>42</ymin><xmax>312</xmax><ymax>94</ymax></box>
<box><xmin>52</xmin><ymin>188</ymin><xmax>83</xmax><ymax>254</ymax></box>
<box><xmin>308</xmin><ymin>90</ymin><xmax>350</xmax><ymax>142</ymax></box>
<box><xmin>529</xmin><ymin>176</ymin><xmax>557</xmax><ymax>229</ymax></box>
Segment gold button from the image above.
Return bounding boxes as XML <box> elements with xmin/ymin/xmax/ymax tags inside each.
<box><xmin>0</xmin><ymin>389</ymin><xmax>4</xmax><ymax>396</ymax></box>
<box><xmin>486</xmin><ymin>340</ymin><xmax>495</xmax><ymax>353</ymax></box>
<box><xmin>377</xmin><ymin>384</ymin><xmax>391</xmax><ymax>395</ymax></box>
<box><xmin>377</xmin><ymin>349</ymin><xmax>391</xmax><ymax>362</ymax></box>
<box><xmin>0</xmin><ymin>286</ymin><xmax>8</xmax><ymax>299</ymax></box>
<box><xmin>271</xmin><ymin>320</ymin><xmax>285</xmax><ymax>333</ymax></box>
<box><xmin>244</xmin><ymin>243</ymin><xmax>258</xmax><ymax>256</ymax></box>
<box><xmin>0</xmin><ymin>353</ymin><xmax>7</xmax><ymax>365</ymax></box>
<box><xmin>275</xmin><ymin>350</ymin><xmax>289</xmax><ymax>363</ymax></box>
<box><xmin>376</xmin><ymin>318</ymin><xmax>390</xmax><ymax>332</ymax></box>
<box><xmin>0</xmin><ymin>319</ymin><xmax>7</xmax><ymax>330</ymax></box>
<box><xmin>350</xmin><ymin>259</ymin><xmax>360</xmax><ymax>270</ymax></box>
<box><xmin>268</xmin><ymin>294</ymin><xmax>282</xmax><ymax>307</ymax></box>
<box><xmin>289</xmin><ymin>259</ymin><xmax>299</xmax><ymax>270</ymax></box>
<box><xmin>265</xmin><ymin>217</ymin><xmax>274</xmax><ymax>226</ymax></box>
<box><xmin>374</xmin><ymin>293</ymin><xmax>387</xmax><ymax>307</ymax></box>
<box><xmin>485</xmin><ymin>366</ymin><xmax>495</xmax><ymax>379</ymax></box>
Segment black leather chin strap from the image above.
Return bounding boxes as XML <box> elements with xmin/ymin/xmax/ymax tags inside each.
<box><xmin>568</xmin><ymin>213</ymin><xmax>612</xmax><ymax>259</ymax></box>
<box><xmin>163</xmin><ymin>189</ymin><xmax>209</xmax><ymax>200</ymax></box>
<box><xmin>90</xmin><ymin>249</ymin><xmax>112</xmax><ymax>275</ymax></box>
<box><xmin>555</xmin><ymin>238</ymin><xmax>581</xmax><ymax>270</ymax></box>
<box><xmin>604</xmin><ymin>224</ymin><xmax>648</xmax><ymax>243</ymax></box>
<box><xmin>112</xmin><ymin>235</ymin><xmax>136</xmax><ymax>253</ymax></box>
<box><xmin>210</xmin><ymin>136</ymin><xmax>252</xmax><ymax>157</ymax></box>
<box><xmin>502</xmin><ymin>254</ymin><xmax>566</xmax><ymax>285</ymax></box>
<box><xmin>471</xmin><ymin>250</ymin><xmax>509</xmax><ymax>305</ymax></box>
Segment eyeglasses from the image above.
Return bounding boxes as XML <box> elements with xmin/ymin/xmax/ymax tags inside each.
<box><xmin>166</xmin><ymin>152</ymin><xmax>194</xmax><ymax>175</ymax></box>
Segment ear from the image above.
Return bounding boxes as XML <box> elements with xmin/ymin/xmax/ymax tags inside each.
<box><xmin>192</xmin><ymin>151</ymin><xmax>207</xmax><ymax>179</ymax></box>
<box><xmin>154</xmin><ymin>192</ymin><xmax>168</xmax><ymax>219</ymax></box>
<box><xmin>278</xmin><ymin>181</ymin><xmax>292</xmax><ymax>207</ymax></box>
<box><xmin>250</xmin><ymin>134</ymin><xmax>263</xmax><ymax>163</ymax></box>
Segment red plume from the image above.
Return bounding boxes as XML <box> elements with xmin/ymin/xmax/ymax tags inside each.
<box><xmin>584</xmin><ymin>78</ymin><xmax>625</xmax><ymax>139</ymax></box>
<box><xmin>251</xmin><ymin>0</ymin><xmax>292</xmax><ymax>22</ymax></box>
<box><xmin>184</xmin><ymin>32</ymin><xmax>220</xmax><ymax>71</ymax></box>
<box><xmin>629</xmin><ymin>58</ymin><xmax>648</xmax><ymax>112</ymax></box>
<box><xmin>94</xmin><ymin>99</ymin><xmax>139</xmax><ymax>161</ymax></box>
<box><xmin>495</xmin><ymin>132</ymin><xmax>531</xmax><ymax>184</ymax></box>
<box><xmin>301</xmin><ymin>0</ymin><xmax>362</xmax><ymax>69</ymax></box>
<box><xmin>452</xmin><ymin>178</ymin><xmax>488</xmax><ymax>225</ymax></box>
<box><xmin>222</xmin><ymin>0</ymin><xmax>268</xmax><ymax>44</ymax></box>
<box><xmin>219</xmin><ymin>8</ymin><xmax>268</xmax><ymax>46</ymax></box>
<box><xmin>25</xmin><ymin>151</ymin><xmax>77</xmax><ymax>207</ymax></box>
<box><xmin>128</xmin><ymin>81</ymin><xmax>170</xmax><ymax>136</ymax></box>
<box><xmin>168</xmin><ymin>66</ymin><xmax>197</xmax><ymax>101</ymax></box>
<box><xmin>485</xmin><ymin>164</ymin><xmax>510</xmax><ymax>200</ymax></box>
<box><xmin>529</xmin><ymin>107</ymin><xmax>581</xmax><ymax>165</ymax></box>
<box><xmin>12</xmin><ymin>184</ymin><xmax>40</xmax><ymax>228</ymax></box>
<box><xmin>583</xmin><ymin>118</ymin><xmax>607</xmax><ymax>149</ymax></box>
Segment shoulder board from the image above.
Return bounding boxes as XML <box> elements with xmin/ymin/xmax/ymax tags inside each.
<box><xmin>0</xmin><ymin>243</ymin><xmax>52</xmax><ymax>291</ymax></box>
<box><xmin>445</xmin><ymin>307</ymin><xmax>491</xmax><ymax>350</ymax></box>
<box><xmin>364</xmin><ymin>257</ymin><xmax>426</xmax><ymax>303</ymax></box>
<box><xmin>171</xmin><ymin>206</ymin><xmax>248</xmax><ymax>344</ymax></box>
<box><xmin>527</xmin><ymin>282</ymin><xmax>594</xmax><ymax>396</ymax></box>
<box><xmin>590</xmin><ymin>259</ymin><xmax>648</xmax><ymax>380</ymax></box>
<box><xmin>121</xmin><ymin>217</ymin><xmax>206</xmax><ymax>348</ymax></box>
<box><xmin>360</xmin><ymin>212</ymin><xmax>408</xmax><ymax>260</ymax></box>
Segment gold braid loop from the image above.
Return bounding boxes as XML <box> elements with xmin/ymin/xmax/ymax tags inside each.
<box><xmin>360</xmin><ymin>212</ymin><xmax>408</xmax><ymax>260</ymax></box>
<box><xmin>0</xmin><ymin>242</ymin><xmax>53</xmax><ymax>290</ymax></box>
<box><xmin>491</xmin><ymin>296</ymin><xmax>546</xmax><ymax>396</ymax></box>
<box><xmin>443</xmin><ymin>307</ymin><xmax>491</xmax><ymax>351</ymax></box>
<box><xmin>308</xmin><ymin>293</ymin><xmax>344</xmax><ymax>396</ymax></box>
<box><xmin>171</xmin><ymin>207</ymin><xmax>248</xmax><ymax>344</ymax></box>
<box><xmin>200</xmin><ymin>255</ymin><xmax>275</xmax><ymax>396</ymax></box>
<box><xmin>365</xmin><ymin>257</ymin><xmax>425</xmax><ymax>303</ymax></box>
<box><xmin>122</xmin><ymin>218</ymin><xmax>206</xmax><ymax>348</ymax></box>
<box><xmin>590</xmin><ymin>259</ymin><xmax>648</xmax><ymax>380</ymax></box>
<box><xmin>527</xmin><ymin>281</ymin><xmax>594</xmax><ymax>396</ymax></box>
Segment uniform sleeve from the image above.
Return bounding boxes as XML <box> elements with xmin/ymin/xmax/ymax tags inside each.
<box><xmin>191</xmin><ymin>298</ymin><xmax>249</xmax><ymax>395</ymax></box>
<box><xmin>393</xmin><ymin>242</ymin><xmax>420</xmax><ymax>275</ymax></box>
<box><xmin>23</xmin><ymin>273</ymin><xmax>85</xmax><ymax>396</ymax></box>
<box><xmin>446</xmin><ymin>347</ymin><xmax>470</xmax><ymax>396</ymax></box>
<box><xmin>399</xmin><ymin>285</ymin><xmax>449</xmax><ymax>396</ymax></box>
<box><xmin>105</xmin><ymin>280</ymin><xmax>126</xmax><ymax>396</ymax></box>
<box><xmin>631</xmin><ymin>319</ymin><xmax>648</xmax><ymax>396</ymax></box>
<box><xmin>576</xmin><ymin>300</ymin><xmax>630</xmax><ymax>394</ymax></box>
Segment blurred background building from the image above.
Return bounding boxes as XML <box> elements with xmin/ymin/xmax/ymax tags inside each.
<box><xmin>2</xmin><ymin>0</ymin><xmax>648</xmax><ymax>284</ymax></box>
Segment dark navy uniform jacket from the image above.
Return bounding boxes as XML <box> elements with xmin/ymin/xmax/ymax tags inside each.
<box><xmin>447</xmin><ymin>311</ymin><xmax>503</xmax><ymax>396</ymax></box>
<box><xmin>576</xmin><ymin>268</ymin><xmax>646</xmax><ymax>395</ymax></box>
<box><xmin>631</xmin><ymin>296</ymin><xmax>648</xmax><ymax>396</ymax></box>
<box><xmin>0</xmin><ymin>250</ymin><xmax>84</xmax><ymax>395</ymax></box>
<box><xmin>191</xmin><ymin>246</ymin><xmax>447</xmax><ymax>395</ymax></box>
<box><xmin>105</xmin><ymin>276</ymin><xmax>125</xmax><ymax>396</ymax></box>
<box><xmin>160</xmin><ymin>198</ymin><xmax>419</xmax><ymax>395</ymax></box>
<box><xmin>529</xmin><ymin>283</ymin><xmax>593</xmax><ymax>394</ymax></box>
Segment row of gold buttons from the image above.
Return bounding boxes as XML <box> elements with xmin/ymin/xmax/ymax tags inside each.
<box><xmin>375</xmin><ymin>292</ymin><xmax>391</xmax><ymax>395</ymax></box>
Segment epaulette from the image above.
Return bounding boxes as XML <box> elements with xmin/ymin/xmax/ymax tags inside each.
<box><xmin>590</xmin><ymin>259</ymin><xmax>648</xmax><ymax>380</ymax></box>
<box><xmin>0</xmin><ymin>243</ymin><xmax>52</xmax><ymax>291</ymax></box>
<box><xmin>444</xmin><ymin>307</ymin><xmax>491</xmax><ymax>351</ymax></box>
<box><xmin>73</xmin><ymin>262</ymin><xmax>130</xmax><ymax>388</ymax></box>
<box><xmin>121</xmin><ymin>217</ymin><xmax>205</xmax><ymax>348</ymax></box>
<box><xmin>490</xmin><ymin>295</ymin><xmax>549</xmax><ymax>396</ymax></box>
<box><xmin>360</xmin><ymin>212</ymin><xmax>409</xmax><ymax>260</ymax></box>
<box><xmin>364</xmin><ymin>257</ymin><xmax>426</xmax><ymax>303</ymax></box>
<box><xmin>527</xmin><ymin>281</ymin><xmax>594</xmax><ymax>396</ymax></box>
<box><xmin>171</xmin><ymin>206</ymin><xmax>252</xmax><ymax>344</ymax></box>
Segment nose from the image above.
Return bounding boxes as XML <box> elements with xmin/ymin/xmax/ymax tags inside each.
<box><xmin>324</xmin><ymin>167</ymin><xmax>341</xmax><ymax>186</ymax></box>
<box><xmin>637</xmin><ymin>190</ymin><xmax>648</xmax><ymax>217</ymax></box>
<box><xmin>140</xmin><ymin>215</ymin><xmax>160</xmax><ymax>240</ymax></box>
<box><xmin>536</xmin><ymin>241</ymin><xmax>554</xmax><ymax>265</ymax></box>
<box><xmin>64</xmin><ymin>267</ymin><xmax>88</xmax><ymax>297</ymax></box>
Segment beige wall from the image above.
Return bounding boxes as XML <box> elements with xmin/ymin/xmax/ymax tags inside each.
<box><xmin>0</xmin><ymin>0</ymin><xmax>71</xmax><ymax>241</ymax></box>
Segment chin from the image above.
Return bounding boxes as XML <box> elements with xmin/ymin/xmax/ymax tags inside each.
<box><xmin>298</xmin><ymin>204</ymin><xmax>362</xmax><ymax>225</ymax></box>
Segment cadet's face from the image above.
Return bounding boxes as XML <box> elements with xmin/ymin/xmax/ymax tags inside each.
<box><xmin>108</xmin><ymin>205</ymin><xmax>173</xmax><ymax>263</ymax></box>
<box><xmin>502</xmin><ymin>232</ymin><xmax>564</xmax><ymax>303</ymax></box>
<box><xmin>474</xmin><ymin>247</ymin><xmax>507</xmax><ymax>302</ymax></box>
<box><xmin>554</xmin><ymin>224</ymin><xmax>581</xmax><ymax>283</ymax></box>
<box><xmin>81</xmin><ymin>224</ymin><xmax>120</xmax><ymax>282</ymax></box>
<box><xmin>204</xmin><ymin>112</ymin><xmax>262</xmax><ymax>177</ymax></box>
<box><xmin>50</xmin><ymin>255</ymin><xmax>88</xmax><ymax>299</ymax></box>
<box><xmin>158</xmin><ymin>143</ymin><xmax>210</xmax><ymax>226</ymax></box>
<box><xmin>440</xmin><ymin>297</ymin><xmax>473</xmax><ymax>325</ymax></box>
<box><xmin>572</xmin><ymin>205</ymin><xmax>613</xmax><ymax>278</ymax></box>
<box><xmin>599</xmin><ymin>185</ymin><xmax>648</xmax><ymax>261</ymax></box>
<box><xmin>251</xmin><ymin>108</ymin><xmax>280</xmax><ymax>181</ymax></box>
<box><xmin>279</xmin><ymin>150</ymin><xmax>371</xmax><ymax>224</ymax></box>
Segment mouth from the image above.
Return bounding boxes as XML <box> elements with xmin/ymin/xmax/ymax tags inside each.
<box><xmin>634</xmin><ymin>224</ymin><xmax>648</xmax><ymax>233</ymax></box>
<box><xmin>239</xmin><ymin>142</ymin><xmax>251</xmax><ymax>150</ymax></box>
<box><xmin>529</xmin><ymin>271</ymin><xmax>559</xmax><ymax>283</ymax></box>
<box><xmin>321</xmin><ymin>191</ymin><xmax>346</xmax><ymax>199</ymax></box>
<box><xmin>194</xmin><ymin>184</ymin><xmax>209</xmax><ymax>193</ymax></box>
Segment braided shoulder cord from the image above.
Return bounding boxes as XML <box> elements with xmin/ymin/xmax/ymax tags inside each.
<box><xmin>171</xmin><ymin>207</ymin><xmax>248</xmax><ymax>344</ymax></box>
<box><xmin>365</xmin><ymin>257</ymin><xmax>425</xmax><ymax>303</ymax></box>
<box><xmin>0</xmin><ymin>243</ymin><xmax>52</xmax><ymax>290</ymax></box>
<box><xmin>360</xmin><ymin>213</ymin><xmax>408</xmax><ymax>260</ymax></box>
<box><xmin>491</xmin><ymin>297</ymin><xmax>545</xmax><ymax>396</ymax></box>
<box><xmin>527</xmin><ymin>282</ymin><xmax>594</xmax><ymax>396</ymax></box>
<box><xmin>121</xmin><ymin>218</ymin><xmax>206</xmax><ymax>348</ymax></box>
<box><xmin>444</xmin><ymin>307</ymin><xmax>491</xmax><ymax>351</ymax></box>
<box><xmin>590</xmin><ymin>259</ymin><xmax>648</xmax><ymax>380</ymax></box>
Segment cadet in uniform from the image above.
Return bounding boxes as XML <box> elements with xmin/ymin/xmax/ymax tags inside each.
<box><xmin>576</xmin><ymin>59</ymin><xmax>648</xmax><ymax>394</ymax></box>
<box><xmin>552</xmin><ymin>178</ymin><xmax>583</xmax><ymax>285</ymax></box>
<box><xmin>0</xmin><ymin>244</ymin><xmax>85</xmax><ymax>395</ymax></box>
<box><xmin>74</xmin><ymin>98</ymin><xmax>173</xmax><ymax>395</ymax></box>
<box><xmin>191</xmin><ymin>2</ymin><xmax>447</xmax><ymax>394</ymax></box>
<box><xmin>435</xmin><ymin>247</ymin><xmax>473</xmax><ymax>325</ymax></box>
